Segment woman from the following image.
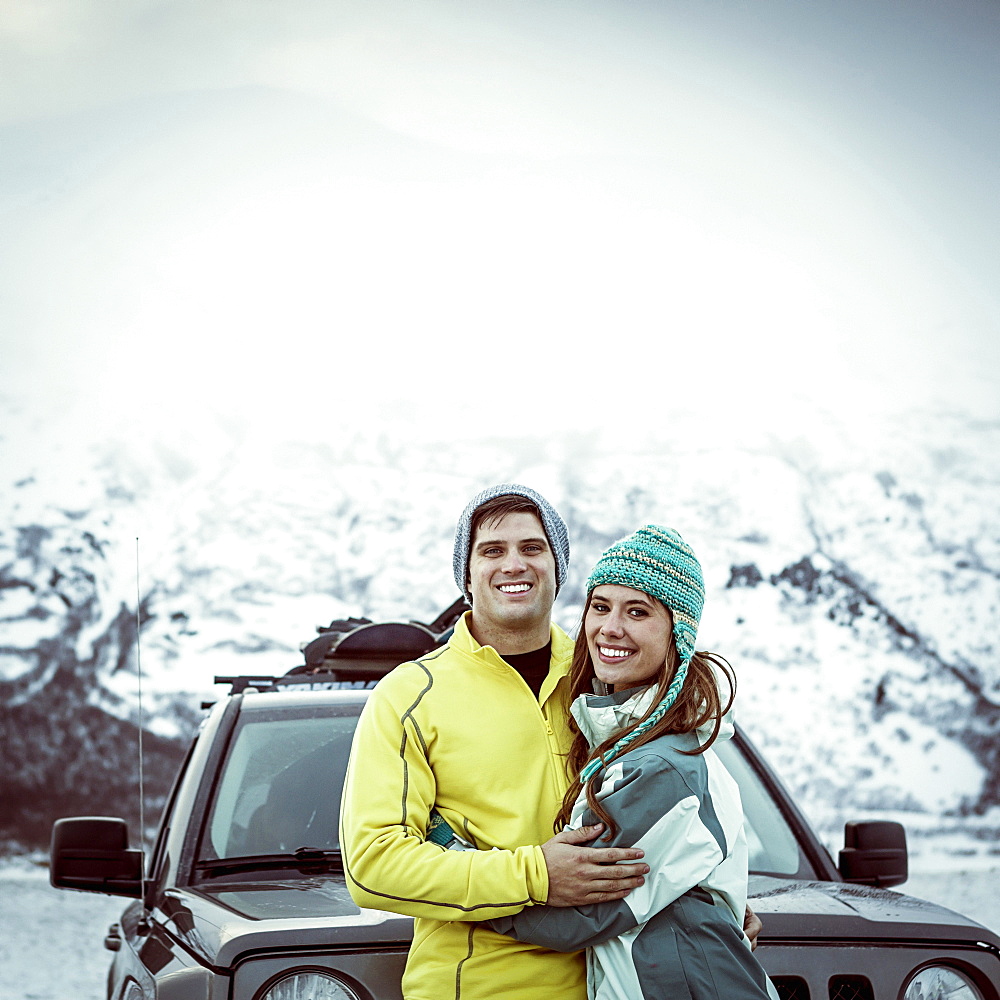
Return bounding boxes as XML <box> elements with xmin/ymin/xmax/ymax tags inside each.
<box><xmin>486</xmin><ymin>524</ymin><xmax>777</xmax><ymax>1000</ymax></box>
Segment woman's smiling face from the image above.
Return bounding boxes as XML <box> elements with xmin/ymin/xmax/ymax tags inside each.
<box><xmin>585</xmin><ymin>584</ymin><xmax>674</xmax><ymax>692</ymax></box>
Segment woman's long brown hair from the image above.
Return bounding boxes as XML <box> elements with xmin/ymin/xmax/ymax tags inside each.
<box><xmin>555</xmin><ymin>594</ymin><xmax>736</xmax><ymax>838</ymax></box>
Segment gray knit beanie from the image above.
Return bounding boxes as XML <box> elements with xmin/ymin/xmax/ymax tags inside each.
<box><xmin>453</xmin><ymin>484</ymin><xmax>570</xmax><ymax>604</ymax></box>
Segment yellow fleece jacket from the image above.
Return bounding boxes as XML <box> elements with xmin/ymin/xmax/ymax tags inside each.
<box><xmin>340</xmin><ymin>613</ymin><xmax>585</xmax><ymax>1000</ymax></box>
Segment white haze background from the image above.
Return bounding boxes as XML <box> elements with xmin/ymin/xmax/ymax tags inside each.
<box><xmin>1</xmin><ymin>1</ymin><xmax>999</xmax><ymax>996</ymax></box>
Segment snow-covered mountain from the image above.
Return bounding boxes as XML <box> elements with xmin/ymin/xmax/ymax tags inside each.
<box><xmin>1</xmin><ymin>401</ymin><xmax>997</xmax><ymax>863</ymax></box>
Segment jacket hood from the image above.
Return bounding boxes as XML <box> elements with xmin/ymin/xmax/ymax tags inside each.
<box><xmin>571</xmin><ymin>677</ymin><xmax>735</xmax><ymax>750</ymax></box>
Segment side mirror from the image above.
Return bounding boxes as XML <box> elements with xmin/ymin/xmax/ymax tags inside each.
<box><xmin>50</xmin><ymin>816</ymin><xmax>144</xmax><ymax>898</ymax></box>
<box><xmin>838</xmin><ymin>820</ymin><xmax>908</xmax><ymax>888</ymax></box>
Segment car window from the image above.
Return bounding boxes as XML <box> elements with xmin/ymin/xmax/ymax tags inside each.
<box><xmin>714</xmin><ymin>739</ymin><xmax>812</xmax><ymax>877</ymax></box>
<box><xmin>148</xmin><ymin>737</ymin><xmax>198</xmax><ymax>880</ymax></box>
<box><xmin>200</xmin><ymin>704</ymin><xmax>361</xmax><ymax>860</ymax></box>
<box><xmin>197</xmin><ymin>699</ymin><xmax>812</xmax><ymax>878</ymax></box>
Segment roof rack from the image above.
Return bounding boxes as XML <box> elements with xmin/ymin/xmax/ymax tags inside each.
<box><xmin>212</xmin><ymin>597</ymin><xmax>468</xmax><ymax>698</ymax></box>
<box><xmin>212</xmin><ymin>669</ymin><xmax>383</xmax><ymax>697</ymax></box>
<box><xmin>214</xmin><ymin>674</ymin><xmax>282</xmax><ymax>695</ymax></box>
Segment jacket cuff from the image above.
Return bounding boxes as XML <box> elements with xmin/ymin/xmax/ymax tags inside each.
<box><xmin>521</xmin><ymin>843</ymin><xmax>549</xmax><ymax>905</ymax></box>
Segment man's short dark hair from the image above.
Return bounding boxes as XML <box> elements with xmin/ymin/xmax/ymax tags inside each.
<box><xmin>469</xmin><ymin>494</ymin><xmax>542</xmax><ymax>542</ymax></box>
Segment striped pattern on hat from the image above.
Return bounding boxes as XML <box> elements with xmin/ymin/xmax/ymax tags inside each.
<box><xmin>453</xmin><ymin>484</ymin><xmax>570</xmax><ymax>604</ymax></box>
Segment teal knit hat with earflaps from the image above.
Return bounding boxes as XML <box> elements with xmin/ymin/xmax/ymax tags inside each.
<box><xmin>579</xmin><ymin>525</ymin><xmax>705</xmax><ymax>783</ymax></box>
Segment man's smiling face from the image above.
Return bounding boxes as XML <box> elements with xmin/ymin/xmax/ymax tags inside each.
<box><xmin>467</xmin><ymin>511</ymin><xmax>556</xmax><ymax>643</ymax></box>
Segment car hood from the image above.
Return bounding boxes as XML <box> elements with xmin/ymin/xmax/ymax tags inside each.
<box><xmin>749</xmin><ymin>874</ymin><xmax>1000</xmax><ymax>947</ymax></box>
<box><xmin>158</xmin><ymin>875</ymin><xmax>414</xmax><ymax>968</ymax></box>
<box><xmin>158</xmin><ymin>872</ymin><xmax>1000</xmax><ymax>967</ymax></box>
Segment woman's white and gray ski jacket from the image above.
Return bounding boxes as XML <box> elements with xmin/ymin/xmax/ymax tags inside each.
<box><xmin>486</xmin><ymin>684</ymin><xmax>777</xmax><ymax>1000</ymax></box>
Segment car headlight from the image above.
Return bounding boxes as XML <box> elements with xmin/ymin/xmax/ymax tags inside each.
<box><xmin>902</xmin><ymin>965</ymin><xmax>983</xmax><ymax>1000</ymax></box>
<box><xmin>259</xmin><ymin>971</ymin><xmax>362</xmax><ymax>1000</ymax></box>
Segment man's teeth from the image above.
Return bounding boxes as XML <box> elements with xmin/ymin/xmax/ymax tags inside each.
<box><xmin>499</xmin><ymin>583</ymin><xmax>531</xmax><ymax>593</ymax></box>
<box><xmin>600</xmin><ymin>647</ymin><xmax>632</xmax><ymax>658</ymax></box>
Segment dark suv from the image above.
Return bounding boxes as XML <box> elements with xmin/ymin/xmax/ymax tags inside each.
<box><xmin>50</xmin><ymin>613</ymin><xmax>1000</xmax><ymax>1000</ymax></box>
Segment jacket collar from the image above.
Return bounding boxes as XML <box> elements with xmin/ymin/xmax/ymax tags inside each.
<box><xmin>450</xmin><ymin>611</ymin><xmax>575</xmax><ymax>693</ymax></box>
<box><xmin>571</xmin><ymin>685</ymin><xmax>658</xmax><ymax>748</ymax></box>
<box><xmin>570</xmin><ymin>679</ymin><xmax>736</xmax><ymax>749</ymax></box>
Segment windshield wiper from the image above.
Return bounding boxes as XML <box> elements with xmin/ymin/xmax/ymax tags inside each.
<box><xmin>194</xmin><ymin>846</ymin><xmax>343</xmax><ymax>877</ymax></box>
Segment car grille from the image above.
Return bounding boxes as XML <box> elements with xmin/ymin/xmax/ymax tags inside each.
<box><xmin>829</xmin><ymin>976</ymin><xmax>874</xmax><ymax>1000</ymax></box>
<box><xmin>772</xmin><ymin>976</ymin><xmax>809</xmax><ymax>1000</ymax></box>
<box><xmin>771</xmin><ymin>974</ymin><xmax>875</xmax><ymax>1000</ymax></box>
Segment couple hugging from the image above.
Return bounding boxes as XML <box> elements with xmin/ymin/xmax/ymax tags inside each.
<box><xmin>341</xmin><ymin>484</ymin><xmax>777</xmax><ymax>1000</ymax></box>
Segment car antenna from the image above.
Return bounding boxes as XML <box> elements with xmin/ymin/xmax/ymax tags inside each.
<box><xmin>134</xmin><ymin>537</ymin><xmax>146</xmax><ymax>853</ymax></box>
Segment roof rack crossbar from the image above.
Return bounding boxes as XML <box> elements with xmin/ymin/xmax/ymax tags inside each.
<box><xmin>214</xmin><ymin>675</ymin><xmax>281</xmax><ymax>695</ymax></box>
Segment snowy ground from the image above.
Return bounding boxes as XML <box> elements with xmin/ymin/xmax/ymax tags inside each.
<box><xmin>2</xmin><ymin>858</ymin><xmax>998</xmax><ymax>1000</ymax></box>
<box><xmin>0</xmin><ymin>862</ymin><xmax>124</xmax><ymax>1000</ymax></box>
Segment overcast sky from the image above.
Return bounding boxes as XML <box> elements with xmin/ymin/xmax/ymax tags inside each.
<box><xmin>1</xmin><ymin>0</ymin><xmax>997</xmax><ymax>459</ymax></box>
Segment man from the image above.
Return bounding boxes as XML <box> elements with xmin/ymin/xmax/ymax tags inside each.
<box><xmin>341</xmin><ymin>484</ymin><xmax>756</xmax><ymax>1000</ymax></box>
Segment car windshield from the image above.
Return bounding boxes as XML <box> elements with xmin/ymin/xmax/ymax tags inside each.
<box><xmin>200</xmin><ymin>702</ymin><xmax>361</xmax><ymax>861</ymax></box>
<box><xmin>198</xmin><ymin>699</ymin><xmax>810</xmax><ymax>878</ymax></box>
<box><xmin>714</xmin><ymin>738</ymin><xmax>810</xmax><ymax>877</ymax></box>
